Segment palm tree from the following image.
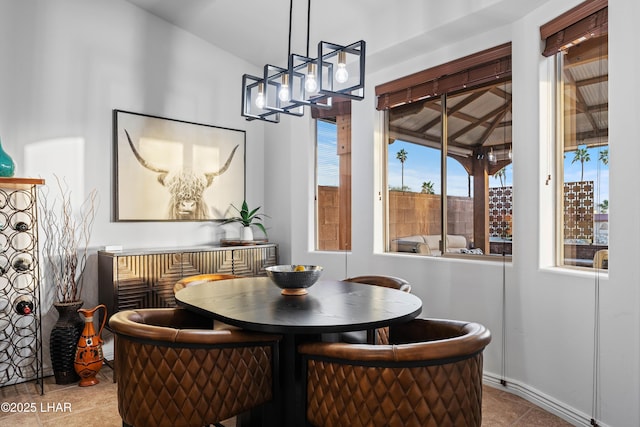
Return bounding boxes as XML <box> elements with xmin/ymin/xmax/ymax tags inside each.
<box><xmin>421</xmin><ymin>181</ymin><xmax>435</xmax><ymax>194</ymax></box>
<box><xmin>598</xmin><ymin>199</ymin><xmax>609</xmax><ymax>213</ymax></box>
<box><xmin>396</xmin><ymin>149</ymin><xmax>408</xmax><ymax>192</ymax></box>
<box><xmin>599</xmin><ymin>148</ymin><xmax>609</xmax><ymax>166</ymax></box>
<box><xmin>571</xmin><ymin>147</ymin><xmax>591</xmax><ymax>181</ymax></box>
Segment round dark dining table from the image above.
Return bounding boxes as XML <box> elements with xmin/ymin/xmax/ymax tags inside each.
<box><xmin>175</xmin><ymin>276</ymin><xmax>423</xmax><ymax>427</ymax></box>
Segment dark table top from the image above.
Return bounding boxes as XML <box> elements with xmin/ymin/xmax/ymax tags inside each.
<box><xmin>175</xmin><ymin>276</ymin><xmax>423</xmax><ymax>335</ymax></box>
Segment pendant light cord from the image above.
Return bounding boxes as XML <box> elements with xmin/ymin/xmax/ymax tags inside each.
<box><xmin>306</xmin><ymin>0</ymin><xmax>311</xmax><ymax>57</ymax></box>
<box><xmin>287</xmin><ymin>0</ymin><xmax>293</xmax><ymax>58</ymax></box>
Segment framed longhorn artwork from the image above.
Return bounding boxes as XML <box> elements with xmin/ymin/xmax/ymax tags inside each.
<box><xmin>113</xmin><ymin>110</ymin><xmax>245</xmax><ymax>221</ymax></box>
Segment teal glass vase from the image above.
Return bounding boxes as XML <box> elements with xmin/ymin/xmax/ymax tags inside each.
<box><xmin>0</xmin><ymin>138</ymin><xmax>15</xmax><ymax>177</ymax></box>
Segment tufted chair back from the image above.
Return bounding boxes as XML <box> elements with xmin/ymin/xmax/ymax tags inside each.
<box><xmin>110</xmin><ymin>308</ymin><xmax>280</xmax><ymax>427</ymax></box>
<box><xmin>341</xmin><ymin>275</ymin><xmax>411</xmax><ymax>344</ymax></box>
<box><xmin>299</xmin><ymin>318</ymin><xmax>491</xmax><ymax>427</ymax></box>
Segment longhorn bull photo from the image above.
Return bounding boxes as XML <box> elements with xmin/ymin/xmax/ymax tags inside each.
<box><xmin>124</xmin><ymin>129</ymin><xmax>239</xmax><ymax>220</ymax></box>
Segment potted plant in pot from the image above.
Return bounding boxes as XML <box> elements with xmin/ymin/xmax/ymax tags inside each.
<box><xmin>223</xmin><ymin>200</ymin><xmax>268</xmax><ymax>241</ymax></box>
<box><xmin>39</xmin><ymin>177</ymin><xmax>97</xmax><ymax>384</ymax></box>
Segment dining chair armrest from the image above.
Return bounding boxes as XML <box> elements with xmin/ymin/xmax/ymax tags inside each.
<box><xmin>301</xmin><ymin>318</ymin><xmax>491</xmax><ymax>363</ymax></box>
<box><xmin>109</xmin><ymin>308</ymin><xmax>282</xmax><ymax>345</ymax></box>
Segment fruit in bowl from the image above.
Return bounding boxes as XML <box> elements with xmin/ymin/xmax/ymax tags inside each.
<box><xmin>265</xmin><ymin>265</ymin><xmax>323</xmax><ymax>295</ymax></box>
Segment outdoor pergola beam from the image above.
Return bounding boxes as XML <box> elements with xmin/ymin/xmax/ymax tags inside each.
<box><xmin>449</xmin><ymin>101</ymin><xmax>509</xmax><ymax>142</ymax></box>
<box><xmin>563</xmin><ymin>70</ymin><xmax>600</xmax><ymax>135</ymax></box>
<box><xmin>475</xmin><ymin>103</ymin><xmax>510</xmax><ymax>148</ymax></box>
<box><xmin>388</xmin><ymin>101</ymin><xmax>428</xmax><ymax>120</ymax></box>
<box><xmin>415</xmin><ymin>90</ymin><xmax>489</xmax><ymax>134</ymax></box>
<box><xmin>576</xmin><ymin>74</ymin><xmax>608</xmax><ymax>88</ymax></box>
<box><xmin>564</xmin><ymin>36</ymin><xmax>608</xmax><ymax>68</ymax></box>
<box><xmin>388</xmin><ymin>126</ymin><xmax>474</xmax><ymax>157</ymax></box>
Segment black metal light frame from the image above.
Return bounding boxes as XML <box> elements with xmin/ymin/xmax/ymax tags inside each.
<box><xmin>318</xmin><ymin>40</ymin><xmax>366</xmax><ymax>100</ymax></box>
<box><xmin>240</xmin><ymin>0</ymin><xmax>365</xmax><ymax>123</ymax></box>
<box><xmin>241</xmin><ymin>74</ymin><xmax>280</xmax><ymax>123</ymax></box>
<box><xmin>263</xmin><ymin>64</ymin><xmax>305</xmax><ymax>116</ymax></box>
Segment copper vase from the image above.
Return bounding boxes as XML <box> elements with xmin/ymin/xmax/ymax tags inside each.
<box><xmin>74</xmin><ymin>304</ymin><xmax>107</xmax><ymax>386</ymax></box>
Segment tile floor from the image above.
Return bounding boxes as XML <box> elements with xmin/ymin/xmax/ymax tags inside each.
<box><xmin>0</xmin><ymin>366</ymin><xmax>573</xmax><ymax>426</ymax></box>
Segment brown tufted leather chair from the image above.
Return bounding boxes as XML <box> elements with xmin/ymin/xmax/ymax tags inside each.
<box><xmin>109</xmin><ymin>308</ymin><xmax>280</xmax><ymax>427</ymax></box>
<box><xmin>300</xmin><ymin>318</ymin><xmax>491</xmax><ymax>427</ymax></box>
<box><xmin>340</xmin><ymin>275</ymin><xmax>411</xmax><ymax>344</ymax></box>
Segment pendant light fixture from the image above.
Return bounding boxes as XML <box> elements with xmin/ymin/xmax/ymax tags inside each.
<box><xmin>488</xmin><ymin>147</ymin><xmax>496</xmax><ymax>164</ymax></box>
<box><xmin>241</xmin><ymin>0</ymin><xmax>366</xmax><ymax>123</ymax></box>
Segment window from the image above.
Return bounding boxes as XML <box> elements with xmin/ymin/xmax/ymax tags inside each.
<box><xmin>315</xmin><ymin>104</ymin><xmax>352</xmax><ymax>251</ymax></box>
<box><xmin>379</xmin><ymin>44</ymin><xmax>512</xmax><ymax>258</ymax></box>
<box><xmin>542</xmin><ymin>0</ymin><xmax>608</xmax><ymax>269</ymax></box>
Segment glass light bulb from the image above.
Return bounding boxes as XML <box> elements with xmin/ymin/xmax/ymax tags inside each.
<box><xmin>278</xmin><ymin>74</ymin><xmax>290</xmax><ymax>102</ymax></box>
<box><xmin>335</xmin><ymin>51</ymin><xmax>349</xmax><ymax>83</ymax></box>
<box><xmin>255</xmin><ymin>83</ymin><xmax>265</xmax><ymax>109</ymax></box>
<box><xmin>255</xmin><ymin>92</ymin><xmax>265</xmax><ymax>109</ymax></box>
<box><xmin>305</xmin><ymin>74</ymin><xmax>318</xmax><ymax>94</ymax></box>
<box><xmin>335</xmin><ymin>63</ymin><xmax>349</xmax><ymax>84</ymax></box>
<box><xmin>278</xmin><ymin>85</ymin><xmax>290</xmax><ymax>102</ymax></box>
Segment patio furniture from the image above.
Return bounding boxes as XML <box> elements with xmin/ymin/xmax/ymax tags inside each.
<box><xmin>109</xmin><ymin>307</ymin><xmax>280</xmax><ymax>427</ymax></box>
<box><xmin>393</xmin><ymin>234</ymin><xmax>470</xmax><ymax>255</ymax></box>
<box><xmin>593</xmin><ymin>249</ymin><xmax>608</xmax><ymax>269</ymax></box>
<box><xmin>299</xmin><ymin>318</ymin><xmax>491</xmax><ymax>427</ymax></box>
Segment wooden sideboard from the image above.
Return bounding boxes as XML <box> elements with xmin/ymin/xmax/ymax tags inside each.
<box><xmin>98</xmin><ymin>244</ymin><xmax>278</xmax><ymax>315</ymax></box>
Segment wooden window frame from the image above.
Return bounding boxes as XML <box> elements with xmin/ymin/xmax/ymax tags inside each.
<box><xmin>540</xmin><ymin>0</ymin><xmax>607</xmax><ymax>57</ymax></box>
<box><xmin>375</xmin><ymin>43</ymin><xmax>511</xmax><ymax>111</ymax></box>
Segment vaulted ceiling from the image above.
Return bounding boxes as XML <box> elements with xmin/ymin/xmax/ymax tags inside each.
<box><xmin>124</xmin><ymin>0</ymin><xmax>549</xmax><ymax>71</ymax></box>
<box><xmin>123</xmin><ymin>0</ymin><xmax>607</xmax><ymax>170</ymax></box>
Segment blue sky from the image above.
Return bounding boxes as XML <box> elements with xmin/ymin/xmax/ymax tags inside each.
<box><xmin>317</xmin><ymin>121</ymin><xmax>608</xmax><ymax>204</ymax></box>
<box><xmin>563</xmin><ymin>145</ymin><xmax>609</xmax><ymax>203</ymax></box>
<box><xmin>317</xmin><ymin>120</ymin><xmax>339</xmax><ymax>186</ymax></box>
<box><xmin>387</xmin><ymin>140</ymin><xmax>608</xmax><ymax>203</ymax></box>
<box><xmin>386</xmin><ymin>140</ymin><xmax>512</xmax><ymax>196</ymax></box>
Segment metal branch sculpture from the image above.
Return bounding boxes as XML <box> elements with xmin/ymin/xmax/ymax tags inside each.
<box><xmin>39</xmin><ymin>176</ymin><xmax>97</xmax><ymax>303</ymax></box>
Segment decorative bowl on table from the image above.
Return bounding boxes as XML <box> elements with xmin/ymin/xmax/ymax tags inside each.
<box><xmin>265</xmin><ymin>265</ymin><xmax>323</xmax><ymax>295</ymax></box>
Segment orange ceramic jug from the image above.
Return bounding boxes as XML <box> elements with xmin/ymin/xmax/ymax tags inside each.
<box><xmin>74</xmin><ymin>304</ymin><xmax>107</xmax><ymax>386</ymax></box>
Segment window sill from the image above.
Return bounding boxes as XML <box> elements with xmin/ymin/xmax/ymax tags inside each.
<box><xmin>386</xmin><ymin>250</ymin><xmax>512</xmax><ymax>263</ymax></box>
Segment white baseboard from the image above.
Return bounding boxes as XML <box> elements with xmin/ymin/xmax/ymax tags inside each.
<box><xmin>484</xmin><ymin>372</ymin><xmax>609</xmax><ymax>427</ymax></box>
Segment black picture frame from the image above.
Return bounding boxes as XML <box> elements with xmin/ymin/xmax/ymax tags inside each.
<box><xmin>113</xmin><ymin>110</ymin><xmax>246</xmax><ymax>221</ymax></box>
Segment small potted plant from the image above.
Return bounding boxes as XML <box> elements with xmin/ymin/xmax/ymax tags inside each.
<box><xmin>224</xmin><ymin>200</ymin><xmax>268</xmax><ymax>241</ymax></box>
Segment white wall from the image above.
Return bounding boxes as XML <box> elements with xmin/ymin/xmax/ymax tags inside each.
<box><xmin>0</xmin><ymin>0</ymin><xmax>267</xmax><ymax>371</ymax></box>
<box><xmin>1</xmin><ymin>1</ymin><xmax>638</xmax><ymax>426</ymax></box>
<box><xmin>269</xmin><ymin>1</ymin><xmax>640</xmax><ymax>426</ymax></box>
